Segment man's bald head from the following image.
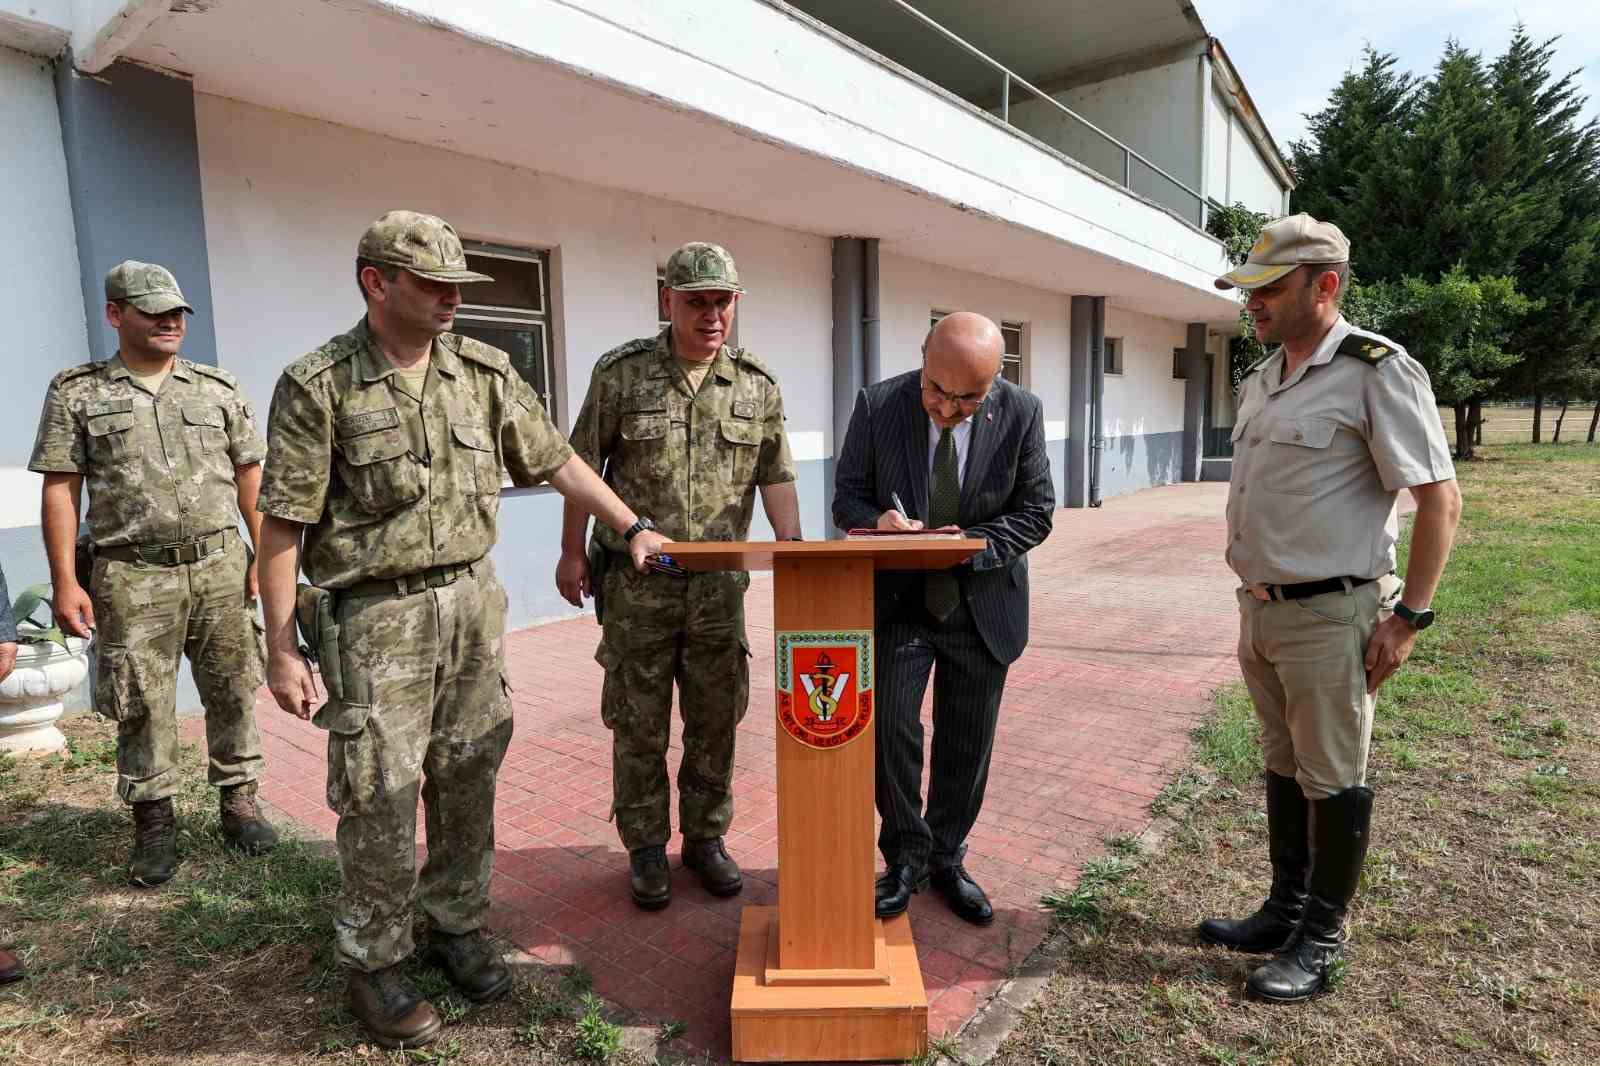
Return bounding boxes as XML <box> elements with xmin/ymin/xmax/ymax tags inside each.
<box><xmin>921</xmin><ymin>311</ymin><xmax>1003</xmax><ymax>429</ymax></box>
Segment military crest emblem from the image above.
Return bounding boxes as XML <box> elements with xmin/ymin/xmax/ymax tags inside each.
<box><xmin>775</xmin><ymin>630</ymin><xmax>873</xmax><ymax>750</ymax></box>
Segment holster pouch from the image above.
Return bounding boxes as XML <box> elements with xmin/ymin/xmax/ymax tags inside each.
<box><xmin>587</xmin><ymin>540</ymin><xmax>608</xmax><ymax>626</ymax></box>
<box><xmin>295</xmin><ymin>583</ymin><xmax>344</xmax><ymax>701</ymax></box>
<box><xmin>74</xmin><ymin>534</ymin><xmax>94</xmax><ymax>594</ymax></box>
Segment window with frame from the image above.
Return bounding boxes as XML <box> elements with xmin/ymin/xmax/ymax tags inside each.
<box><xmin>1000</xmin><ymin>320</ymin><xmax>1025</xmax><ymax>385</ymax></box>
<box><xmin>1104</xmin><ymin>337</ymin><xmax>1124</xmax><ymax>375</ymax></box>
<box><xmin>1172</xmin><ymin>347</ymin><xmax>1189</xmax><ymax>380</ymax></box>
<box><xmin>453</xmin><ymin>241</ymin><xmax>557</xmax><ymax>423</ymax></box>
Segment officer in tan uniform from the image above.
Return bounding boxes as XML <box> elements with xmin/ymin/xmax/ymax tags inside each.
<box><xmin>29</xmin><ymin>261</ymin><xmax>278</xmax><ymax>888</ymax></box>
<box><xmin>257</xmin><ymin>211</ymin><xmax>666</xmax><ymax>1050</ymax></box>
<box><xmin>555</xmin><ymin>243</ymin><xmax>801</xmax><ymax>910</ymax></box>
<box><xmin>1199</xmin><ymin>215</ymin><xmax>1462</xmax><ymax>1002</ymax></box>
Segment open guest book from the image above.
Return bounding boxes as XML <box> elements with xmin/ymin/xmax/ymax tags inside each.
<box><xmin>845</xmin><ymin>528</ymin><xmax>966</xmax><ymax>539</ymax></box>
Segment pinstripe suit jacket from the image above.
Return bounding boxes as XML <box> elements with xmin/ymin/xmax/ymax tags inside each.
<box><xmin>832</xmin><ymin>371</ymin><xmax>1055</xmax><ymax>665</ymax></box>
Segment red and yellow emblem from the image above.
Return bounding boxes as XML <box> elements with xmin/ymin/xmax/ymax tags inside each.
<box><xmin>775</xmin><ymin>630</ymin><xmax>874</xmax><ymax>750</ymax></box>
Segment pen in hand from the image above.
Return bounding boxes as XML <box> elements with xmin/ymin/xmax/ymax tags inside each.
<box><xmin>891</xmin><ymin>491</ymin><xmax>909</xmax><ymax>518</ymax></box>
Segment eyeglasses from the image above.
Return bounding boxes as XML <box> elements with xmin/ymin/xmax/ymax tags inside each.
<box><xmin>920</xmin><ymin>371</ymin><xmax>990</xmax><ymax>412</ymax></box>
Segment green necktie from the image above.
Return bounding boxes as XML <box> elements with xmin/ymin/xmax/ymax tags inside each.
<box><xmin>925</xmin><ymin>427</ymin><xmax>961</xmax><ymax>620</ymax></box>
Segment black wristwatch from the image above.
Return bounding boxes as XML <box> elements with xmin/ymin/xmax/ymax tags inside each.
<box><xmin>1392</xmin><ymin>601</ymin><xmax>1435</xmax><ymax>630</ymax></box>
<box><xmin>623</xmin><ymin>516</ymin><xmax>656</xmax><ymax>543</ymax></box>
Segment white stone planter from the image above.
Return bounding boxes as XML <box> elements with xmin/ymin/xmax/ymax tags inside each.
<box><xmin>0</xmin><ymin>635</ymin><xmax>90</xmax><ymax>756</ymax></box>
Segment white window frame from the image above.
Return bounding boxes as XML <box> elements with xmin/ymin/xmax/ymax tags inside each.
<box><xmin>1000</xmin><ymin>320</ymin><xmax>1026</xmax><ymax>386</ymax></box>
<box><xmin>455</xmin><ymin>241</ymin><xmax>556</xmax><ymax>423</ymax></box>
<box><xmin>1104</xmin><ymin>337</ymin><xmax>1125</xmax><ymax>376</ymax></box>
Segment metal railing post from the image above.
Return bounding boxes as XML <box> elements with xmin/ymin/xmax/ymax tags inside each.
<box><xmin>1123</xmin><ymin>149</ymin><xmax>1132</xmax><ymax>190</ymax></box>
<box><xmin>1001</xmin><ymin>71</ymin><xmax>1010</xmax><ymax>123</ymax></box>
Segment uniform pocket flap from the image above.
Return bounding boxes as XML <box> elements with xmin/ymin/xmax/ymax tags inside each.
<box><xmin>594</xmin><ymin>640</ymin><xmax>622</xmax><ymax>670</ymax></box>
<box><xmin>1270</xmin><ymin>418</ymin><xmax>1336</xmax><ymax>449</ymax></box>
<box><xmin>85</xmin><ymin>398</ymin><xmax>134</xmax><ymax>418</ymax></box>
<box><xmin>87</xmin><ymin>412</ymin><xmax>135</xmax><ymax>436</ymax></box>
<box><xmin>451</xmin><ymin>422</ymin><xmax>494</xmax><ymax>451</ymax></box>
<box><xmin>719</xmin><ymin>419</ymin><xmax>763</xmax><ymax>447</ymax></box>
<box><xmin>313</xmin><ymin>699</ymin><xmax>372</xmax><ymax>736</ymax></box>
<box><xmin>181</xmin><ymin>405</ymin><xmax>225</xmax><ymax>428</ymax></box>
<box><xmin>339</xmin><ymin>428</ymin><xmax>409</xmax><ymax>466</ymax></box>
<box><xmin>335</xmin><ymin>407</ymin><xmax>401</xmax><ymax>438</ymax></box>
<box><xmin>621</xmin><ymin>414</ymin><xmax>669</xmax><ymax>441</ymax></box>
<box><xmin>1230</xmin><ymin>421</ymin><xmax>1249</xmax><ymax>442</ymax></box>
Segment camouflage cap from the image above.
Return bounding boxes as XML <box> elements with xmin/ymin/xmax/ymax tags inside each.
<box><xmin>662</xmin><ymin>242</ymin><xmax>745</xmax><ymax>294</ymax></box>
<box><xmin>104</xmin><ymin>260</ymin><xmax>194</xmax><ymax>315</ymax></box>
<box><xmin>1214</xmin><ymin>213</ymin><xmax>1351</xmax><ymax>291</ymax></box>
<box><xmin>357</xmin><ymin>210</ymin><xmax>494</xmax><ymax>284</ymax></box>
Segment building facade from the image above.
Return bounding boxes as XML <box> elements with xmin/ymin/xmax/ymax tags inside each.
<box><xmin>1</xmin><ymin>0</ymin><xmax>1289</xmax><ymax>706</ymax></box>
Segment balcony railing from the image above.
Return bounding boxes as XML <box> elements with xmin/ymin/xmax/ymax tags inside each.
<box><xmin>869</xmin><ymin>0</ymin><xmax>1209</xmax><ymax>229</ymax></box>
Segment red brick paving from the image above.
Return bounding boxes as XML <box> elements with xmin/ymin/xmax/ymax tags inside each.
<box><xmin>200</xmin><ymin>481</ymin><xmax>1242</xmax><ymax>1059</ymax></box>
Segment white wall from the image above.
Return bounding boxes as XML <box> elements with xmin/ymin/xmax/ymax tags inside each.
<box><xmin>192</xmin><ymin>95</ymin><xmax>834</xmax><ymax>460</ymax></box>
<box><xmin>877</xmin><ymin>253</ymin><xmax>1070</xmax><ymax>444</ymax></box>
<box><xmin>1102</xmin><ymin>306</ymin><xmax>1187</xmax><ymax>437</ymax></box>
<box><xmin>1008</xmin><ymin>56</ymin><xmax>1204</xmax><ymax>222</ymax></box>
<box><xmin>1204</xmin><ymin>84</ymin><xmax>1230</xmax><ymax>206</ymax></box>
<box><xmin>1</xmin><ymin>46</ymin><xmax>85</xmax><ymax>524</ymax></box>
<box><xmin>1226</xmin><ymin>118</ymin><xmax>1287</xmax><ymax>217</ymax></box>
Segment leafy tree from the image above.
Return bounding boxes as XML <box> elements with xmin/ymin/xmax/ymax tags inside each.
<box><xmin>1205</xmin><ymin>201</ymin><xmax>1271</xmax><ymax>388</ymax></box>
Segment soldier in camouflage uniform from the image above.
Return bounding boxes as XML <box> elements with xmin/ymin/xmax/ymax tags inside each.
<box><xmin>257</xmin><ymin>211</ymin><xmax>666</xmax><ymax>1050</ymax></box>
<box><xmin>29</xmin><ymin>261</ymin><xmax>279</xmax><ymax>888</ymax></box>
<box><xmin>556</xmin><ymin>243</ymin><xmax>801</xmax><ymax>910</ymax></box>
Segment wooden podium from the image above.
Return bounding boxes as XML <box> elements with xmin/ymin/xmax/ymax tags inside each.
<box><xmin>664</xmin><ymin>539</ymin><xmax>986</xmax><ymax>1063</ymax></box>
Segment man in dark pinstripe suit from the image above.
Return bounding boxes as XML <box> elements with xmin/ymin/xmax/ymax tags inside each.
<box><xmin>833</xmin><ymin>312</ymin><xmax>1055</xmax><ymax>925</ymax></box>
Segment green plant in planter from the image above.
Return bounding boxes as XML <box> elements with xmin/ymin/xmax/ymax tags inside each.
<box><xmin>10</xmin><ymin>583</ymin><xmax>70</xmax><ymax>650</ymax></box>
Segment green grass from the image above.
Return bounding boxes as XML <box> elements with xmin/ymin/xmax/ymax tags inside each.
<box><xmin>996</xmin><ymin>443</ymin><xmax>1600</xmax><ymax>1066</ymax></box>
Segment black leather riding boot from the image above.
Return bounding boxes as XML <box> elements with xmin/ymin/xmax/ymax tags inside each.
<box><xmin>1199</xmin><ymin>772</ymin><xmax>1309</xmax><ymax>952</ymax></box>
<box><xmin>1248</xmin><ymin>786</ymin><xmax>1374</xmax><ymax>1003</ymax></box>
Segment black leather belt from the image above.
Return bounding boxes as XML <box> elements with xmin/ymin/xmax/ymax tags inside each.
<box><xmin>341</xmin><ymin>560</ymin><xmax>475</xmax><ymax>599</ymax></box>
<box><xmin>1247</xmin><ymin>574</ymin><xmax>1381</xmax><ymax>602</ymax></box>
<box><xmin>98</xmin><ymin>529</ymin><xmax>230</xmax><ymax>566</ymax></box>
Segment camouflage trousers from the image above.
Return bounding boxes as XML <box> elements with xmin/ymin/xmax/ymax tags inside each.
<box><xmin>596</xmin><ymin>562</ymin><xmax>750</xmax><ymax>851</ymax></box>
<box><xmin>316</xmin><ymin>559</ymin><xmax>512</xmax><ymax>973</ymax></box>
<box><xmin>90</xmin><ymin>529</ymin><xmax>265</xmax><ymax>804</ymax></box>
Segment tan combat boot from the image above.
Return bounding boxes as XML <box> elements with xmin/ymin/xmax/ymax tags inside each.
<box><xmin>219</xmin><ymin>781</ymin><xmax>280</xmax><ymax>854</ymax></box>
<box><xmin>129</xmin><ymin>797</ymin><xmax>178</xmax><ymax>887</ymax></box>
<box><xmin>348</xmin><ymin>965</ymin><xmax>442</xmax><ymax>1049</ymax></box>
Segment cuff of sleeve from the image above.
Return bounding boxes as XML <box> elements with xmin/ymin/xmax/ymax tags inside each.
<box><xmin>758</xmin><ymin>472</ymin><xmax>798</xmax><ymax>487</ymax></box>
<box><xmin>1380</xmin><ymin>464</ymin><xmax>1448</xmax><ymax>493</ymax></box>
<box><xmin>28</xmin><ymin>460</ymin><xmax>81</xmax><ymax>474</ymax></box>
<box><xmin>257</xmin><ymin>499</ymin><xmax>321</xmax><ymax>524</ymax></box>
<box><xmin>232</xmin><ymin>448</ymin><xmax>267</xmax><ymax>467</ymax></box>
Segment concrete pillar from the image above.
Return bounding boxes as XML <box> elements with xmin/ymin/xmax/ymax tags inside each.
<box><xmin>55</xmin><ymin>60</ymin><xmax>217</xmax><ymax>365</ymax></box>
<box><xmin>1180</xmin><ymin>322</ymin><xmax>1208</xmax><ymax>482</ymax></box>
<box><xmin>1067</xmin><ymin>296</ymin><xmax>1093</xmax><ymax>508</ymax></box>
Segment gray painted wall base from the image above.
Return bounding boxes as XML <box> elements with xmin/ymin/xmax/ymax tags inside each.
<box><xmin>1096</xmin><ymin>429</ymin><xmax>1187</xmax><ymax>499</ymax></box>
<box><xmin>1201</xmin><ymin>458</ymin><xmax>1232</xmax><ymax>482</ymax></box>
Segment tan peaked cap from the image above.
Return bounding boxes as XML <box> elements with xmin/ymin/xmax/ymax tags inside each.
<box><xmin>1214</xmin><ymin>213</ymin><xmax>1351</xmax><ymax>291</ymax></box>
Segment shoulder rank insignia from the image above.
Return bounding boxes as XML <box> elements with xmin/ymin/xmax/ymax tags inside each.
<box><xmin>1336</xmin><ymin>333</ymin><xmax>1395</xmax><ymax>367</ymax></box>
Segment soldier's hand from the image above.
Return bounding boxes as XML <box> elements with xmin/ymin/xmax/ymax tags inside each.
<box><xmin>268</xmin><ymin>649</ymin><xmax>321</xmax><ymax>720</ymax></box>
<box><xmin>0</xmin><ymin>642</ymin><xmax>16</xmax><ymax>682</ymax></box>
<box><xmin>245</xmin><ymin>558</ymin><xmax>260</xmax><ymax>602</ymax></box>
<box><xmin>629</xmin><ymin>530</ymin><xmax>670</xmax><ymax>572</ymax></box>
<box><xmin>876</xmin><ymin>510</ymin><xmax>924</xmax><ymax>531</ymax></box>
<box><xmin>54</xmin><ymin>583</ymin><xmax>95</xmax><ymax>639</ymax></box>
<box><xmin>555</xmin><ymin>550</ymin><xmax>592</xmax><ymax>607</ymax></box>
<box><xmin>1363</xmin><ymin>615</ymin><xmax>1420</xmax><ymax>694</ymax></box>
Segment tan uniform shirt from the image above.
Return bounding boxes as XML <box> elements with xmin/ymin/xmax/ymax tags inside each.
<box><xmin>28</xmin><ymin>355</ymin><xmax>265</xmax><ymax>548</ymax></box>
<box><xmin>258</xmin><ymin>319</ymin><xmax>574</xmax><ymax>589</ymax></box>
<box><xmin>570</xmin><ymin>329</ymin><xmax>795</xmax><ymax>555</ymax></box>
<box><xmin>1226</xmin><ymin>316</ymin><xmax>1455</xmax><ymax>586</ymax></box>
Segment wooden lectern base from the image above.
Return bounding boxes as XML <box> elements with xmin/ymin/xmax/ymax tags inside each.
<box><xmin>731</xmin><ymin>906</ymin><xmax>928</xmax><ymax>1062</ymax></box>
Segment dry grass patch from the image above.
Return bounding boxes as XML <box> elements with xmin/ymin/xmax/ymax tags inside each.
<box><xmin>0</xmin><ymin>717</ymin><xmax>688</xmax><ymax>1066</ymax></box>
<box><xmin>993</xmin><ymin>444</ymin><xmax>1600</xmax><ymax>1066</ymax></box>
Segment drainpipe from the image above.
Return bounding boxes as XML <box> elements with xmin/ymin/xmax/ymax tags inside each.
<box><xmin>1089</xmin><ymin>296</ymin><xmax>1106</xmax><ymax>507</ymax></box>
<box><xmin>832</xmin><ymin>241</ymin><xmax>870</xmax><ymax>541</ymax></box>
<box><xmin>862</xmin><ymin>238</ymin><xmax>881</xmax><ymax>385</ymax></box>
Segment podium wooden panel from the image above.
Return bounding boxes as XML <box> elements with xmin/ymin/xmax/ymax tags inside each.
<box><xmin>665</xmin><ymin>539</ymin><xmax>984</xmax><ymax>1062</ymax></box>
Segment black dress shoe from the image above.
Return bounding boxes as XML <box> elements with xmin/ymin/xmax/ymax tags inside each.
<box><xmin>874</xmin><ymin>864</ymin><xmax>927</xmax><ymax>919</ymax></box>
<box><xmin>929</xmin><ymin>864</ymin><xmax>994</xmax><ymax>925</ymax></box>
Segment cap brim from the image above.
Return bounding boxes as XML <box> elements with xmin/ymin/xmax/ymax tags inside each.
<box><xmin>666</xmin><ymin>282</ymin><xmax>745</xmax><ymax>294</ymax></box>
<box><xmin>1214</xmin><ymin>262</ymin><xmax>1299</xmax><ymax>291</ymax></box>
<box><xmin>408</xmin><ymin>267</ymin><xmax>496</xmax><ymax>284</ymax></box>
<box><xmin>125</xmin><ymin>293</ymin><xmax>195</xmax><ymax>315</ymax></box>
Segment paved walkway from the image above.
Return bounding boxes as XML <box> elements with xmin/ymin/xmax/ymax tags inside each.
<box><xmin>209</xmin><ymin>482</ymin><xmax>1241</xmax><ymax>1058</ymax></box>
